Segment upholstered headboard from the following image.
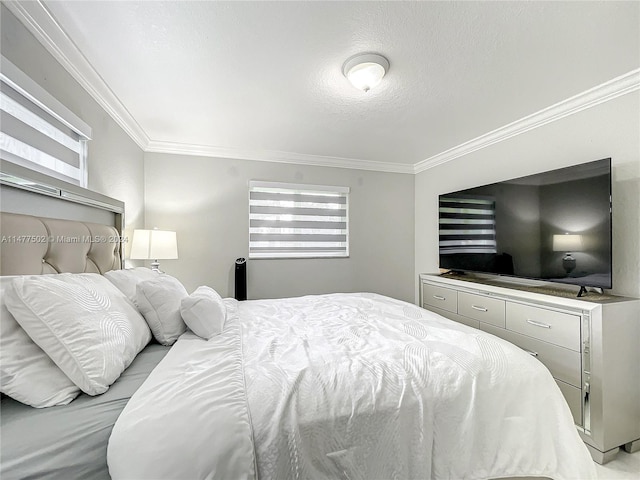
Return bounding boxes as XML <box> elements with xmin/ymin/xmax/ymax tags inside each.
<box><xmin>0</xmin><ymin>212</ymin><xmax>122</xmax><ymax>275</ymax></box>
<box><xmin>1</xmin><ymin>162</ymin><xmax>125</xmax><ymax>276</ymax></box>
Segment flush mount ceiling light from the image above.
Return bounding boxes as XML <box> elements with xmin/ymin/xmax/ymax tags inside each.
<box><xmin>342</xmin><ymin>53</ymin><xmax>390</xmax><ymax>92</ymax></box>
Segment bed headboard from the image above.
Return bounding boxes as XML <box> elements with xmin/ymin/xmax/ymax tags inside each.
<box><xmin>0</xmin><ymin>212</ymin><xmax>121</xmax><ymax>275</ymax></box>
<box><xmin>0</xmin><ymin>162</ymin><xmax>125</xmax><ymax>276</ymax></box>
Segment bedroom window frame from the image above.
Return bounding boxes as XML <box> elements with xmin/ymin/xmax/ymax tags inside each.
<box><xmin>0</xmin><ymin>55</ymin><xmax>91</xmax><ymax>188</ymax></box>
<box><xmin>248</xmin><ymin>181</ymin><xmax>350</xmax><ymax>259</ymax></box>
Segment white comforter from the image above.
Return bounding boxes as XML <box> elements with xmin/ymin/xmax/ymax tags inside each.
<box><xmin>108</xmin><ymin>293</ymin><xmax>596</xmax><ymax>480</ymax></box>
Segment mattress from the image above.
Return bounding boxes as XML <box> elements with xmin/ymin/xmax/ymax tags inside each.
<box><xmin>0</xmin><ymin>343</ymin><xmax>170</xmax><ymax>480</ymax></box>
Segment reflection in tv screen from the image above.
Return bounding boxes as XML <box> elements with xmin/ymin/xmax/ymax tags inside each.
<box><xmin>439</xmin><ymin>158</ymin><xmax>612</xmax><ymax>289</ymax></box>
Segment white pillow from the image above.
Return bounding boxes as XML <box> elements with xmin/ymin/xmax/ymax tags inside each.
<box><xmin>180</xmin><ymin>286</ymin><xmax>227</xmax><ymax>340</ymax></box>
<box><xmin>0</xmin><ymin>276</ymin><xmax>80</xmax><ymax>408</ymax></box>
<box><xmin>5</xmin><ymin>273</ymin><xmax>152</xmax><ymax>396</ymax></box>
<box><xmin>136</xmin><ymin>275</ymin><xmax>188</xmax><ymax>346</ymax></box>
<box><xmin>104</xmin><ymin>267</ymin><xmax>158</xmax><ymax>305</ymax></box>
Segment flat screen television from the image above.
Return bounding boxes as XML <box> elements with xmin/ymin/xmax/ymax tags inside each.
<box><xmin>439</xmin><ymin>158</ymin><xmax>612</xmax><ymax>294</ymax></box>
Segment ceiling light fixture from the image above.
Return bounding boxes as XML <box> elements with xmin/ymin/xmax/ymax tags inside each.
<box><xmin>342</xmin><ymin>53</ymin><xmax>390</xmax><ymax>93</ymax></box>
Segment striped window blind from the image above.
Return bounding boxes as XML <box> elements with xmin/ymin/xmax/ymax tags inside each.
<box><xmin>439</xmin><ymin>195</ymin><xmax>497</xmax><ymax>254</ymax></box>
<box><xmin>249</xmin><ymin>181</ymin><xmax>349</xmax><ymax>259</ymax></box>
<box><xmin>0</xmin><ymin>56</ymin><xmax>91</xmax><ymax>187</ymax></box>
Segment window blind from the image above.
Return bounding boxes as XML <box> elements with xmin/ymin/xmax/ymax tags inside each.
<box><xmin>439</xmin><ymin>195</ymin><xmax>497</xmax><ymax>254</ymax></box>
<box><xmin>0</xmin><ymin>56</ymin><xmax>91</xmax><ymax>187</ymax></box>
<box><xmin>249</xmin><ymin>181</ymin><xmax>349</xmax><ymax>259</ymax></box>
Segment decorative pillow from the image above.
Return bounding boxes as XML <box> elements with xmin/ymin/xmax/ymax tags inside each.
<box><xmin>104</xmin><ymin>267</ymin><xmax>158</xmax><ymax>305</ymax></box>
<box><xmin>136</xmin><ymin>275</ymin><xmax>188</xmax><ymax>346</ymax></box>
<box><xmin>180</xmin><ymin>286</ymin><xmax>227</xmax><ymax>340</ymax></box>
<box><xmin>0</xmin><ymin>276</ymin><xmax>80</xmax><ymax>408</ymax></box>
<box><xmin>5</xmin><ymin>273</ymin><xmax>152</xmax><ymax>396</ymax></box>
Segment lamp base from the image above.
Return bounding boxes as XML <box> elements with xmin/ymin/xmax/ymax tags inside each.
<box><xmin>150</xmin><ymin>260</ymin><xmax>163</xmax><ymax>274</ymax></box>
<box><xmin>562</xmin><ymin>253</ymin><xmax>576</xmax><ymax>275</ymax></box>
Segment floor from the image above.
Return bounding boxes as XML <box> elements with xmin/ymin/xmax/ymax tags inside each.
<box><xmin>594</xmin><ymin>449</ymin><xmax>640</xmax><ymax>479</ymax></box>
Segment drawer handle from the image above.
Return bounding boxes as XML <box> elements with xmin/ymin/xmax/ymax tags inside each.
<box><xmin>471</xmin><ymin>305</ymin><xmax>488</xmax><ymax>312</ymax></box>
<box><xmin>524</xmin><ymin>349</ymin><xmax>539</xmax><ymax>357</ymax></box>
<box><xmin>526</xmin><ymin>319</ymin><xmax>551</xmax><ymax>329</ymax></box>
<box><xmin>433</xmin><ymin>295</ymin><xmax>446</xmax><ymax>301</ymax></box>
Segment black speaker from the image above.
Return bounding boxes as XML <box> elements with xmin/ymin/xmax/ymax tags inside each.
<box><xmin>234</xmin><ymin>257</ymin><xmax>247</xmax><ymax>301</ymax></box>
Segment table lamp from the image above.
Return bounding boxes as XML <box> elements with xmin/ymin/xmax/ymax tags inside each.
<box><xmin>130</xmin><ymin>229</ymin><xmax>178</xmax><ymax>272</ymax></box>
<box><xmin>552</xmin><ymin>234</ymin><xmax>583</xmax><ymax>275</ymax></box>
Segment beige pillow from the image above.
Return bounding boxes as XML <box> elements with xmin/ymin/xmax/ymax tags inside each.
<box><xmin>136</xmin><ymin>275</ymin><xmax>188</xmax><ymax>346</ymax></box>
<box><xmin>5</xmin><ymin>273</ymin><xmax>151</xmax><ymax>396</ymax></box>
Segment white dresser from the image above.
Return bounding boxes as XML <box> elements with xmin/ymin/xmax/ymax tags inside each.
<box><xmin>419</xmin><ymin>273</ymin><xmax>640</xmax><ymax>464</ymax></box>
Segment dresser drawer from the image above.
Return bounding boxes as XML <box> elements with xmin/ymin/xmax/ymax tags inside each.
<box><xmin>480</xmin><ymin>323</ymin><xmax>581</xmax><ymax>387</ymax></box>
<box><xmin>506</xmin><ymin>303</ymin><xmax>581</xmax><ymax>351</ymax></box>
<box><xmin>458</xmin><ymin>292</ymin><xmax>505</xmax><ymax>328</ymax></box>
<box><xmin>422</xmin><ymin>284</ymin><xmax>457</xmax><ymax>313</ymax></box>
<box><xmin>556</xmin><ymin>379</ymin><xmax>583</xmax><ymax>426</ymax></box>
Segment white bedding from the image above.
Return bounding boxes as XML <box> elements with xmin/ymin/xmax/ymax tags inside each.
<box><xmin>108</xmin><ymin>293</ymin><xmax>596</xmax><ymax>480</ymax></box>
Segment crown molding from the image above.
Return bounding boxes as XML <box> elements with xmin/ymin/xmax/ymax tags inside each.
<box><xmin>3</xmin><ymin>0</ymin><xmax>150</xmax><ymax>150</ymax></box>
<box><xmin>414</xmin><ymin>68</ymin><xmax>640</xmax><ymax>174</ymax></box>
<box><xmin>5</xmin><ymin>0</ymin><xmax>411</xmax><ymax>174</ymax></box>
<box><xmin>146</xmin><ymin>140</ymin><xmax>415</xmax><ymax>174</ymax></box>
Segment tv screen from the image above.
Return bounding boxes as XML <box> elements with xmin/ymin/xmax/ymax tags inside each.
<box><xmin>439</xmin><ymin>158</ymin><xmax>612</xmax><ymax>290</ymax></box>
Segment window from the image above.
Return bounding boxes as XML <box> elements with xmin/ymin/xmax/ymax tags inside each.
<box><xmin>0</xmin><ymin>56</ymin><xmax>91</xmax><ymax>187</ymax></box>
<box><xmin>439</xmin><ymin>195</ymin><xmax>497</xmax><ymax>254</ymax></box>
<box><xmin>249</xmin><ymin>181</ymin><xmax>349</xmax><ymax>259</ymax></box>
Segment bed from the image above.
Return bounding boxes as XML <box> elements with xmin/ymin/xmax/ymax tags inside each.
<box><xmin>108</xmin><ymin>293</ymin><xmax>596</xmax><ymax>480</ymax></box>
<box><xmin>0</xmin><ymin>178</ymin><xmax>596</xmax><ymax>479</ymax></box>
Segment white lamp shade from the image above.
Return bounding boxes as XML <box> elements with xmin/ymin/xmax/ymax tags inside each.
<box><xmin>343</xmin><ymin>53</ymin><xmax>389</xmax><ymax>92</ymax></box>
<box><xmin>552</xmin><ymin>234</ymin><xmax>583</xmax><ymax>252</ymax></box>
<box><xmin>130</xmin><ymin>229</ymin><xmax>178</xmax><ymax>260</ymax></box>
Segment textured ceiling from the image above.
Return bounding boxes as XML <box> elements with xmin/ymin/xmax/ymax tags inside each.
<box><xmin>39</xmin><ymin>1</ymin><xmax>640</xmax><ymax>167</ymax></box>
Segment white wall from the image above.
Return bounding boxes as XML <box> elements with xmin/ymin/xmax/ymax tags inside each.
<box><xmin>415</xmin><ymin>91</ymin><xmax>640</xmax><ymax>299</ymax></box>
<box><xmin>1</xmin><ymin>6</ymin><xmax>146</xmax><ymax>254</ymax></box>
<box><xmin>144</xmin><ymin>153</ymin><xmax>415</xmax><ymax>301</ymax></box>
